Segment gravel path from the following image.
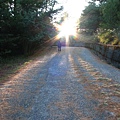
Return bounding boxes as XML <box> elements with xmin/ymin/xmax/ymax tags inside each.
<box><xmin>0</xmin><ymin>47</ymin><xmax>120</xmax><ymax>120</ymax></box>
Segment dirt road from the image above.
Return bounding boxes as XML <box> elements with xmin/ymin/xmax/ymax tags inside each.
<box><xmin>0</xmin><ymin>47</ymin><xmax>120</xmax><ymax>120</ymax></box>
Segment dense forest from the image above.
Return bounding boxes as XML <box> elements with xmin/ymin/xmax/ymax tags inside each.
<box><xmin>0</xmin><ymin>0</ymin><xmax>62</xmax><ymax>57</ymax></box>
<box><xmin>79</xmin><ymin>0</ymin><xmax>120</xmax><ymax>45</ymax></box>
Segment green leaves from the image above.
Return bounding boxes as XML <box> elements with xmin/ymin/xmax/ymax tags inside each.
<box><xmin>0</xmin><ymin>0</ymin><xmax>62</xmax><ymax>56</ymax></box>
<box><xmin>79</xmin><ymin>2</ymin><xmax>100</xmax><ymax>34</ymax></box>
<box><xmin>78</xmin><ymin>0</ymin><xmax>120</xmax><ymax>44</ymax></box>
<box><xmin>101</xmin><ymin>0</ymin><xmax>120</xmax><ymax>29</ymax></box>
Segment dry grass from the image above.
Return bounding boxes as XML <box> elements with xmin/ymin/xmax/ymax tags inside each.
<box><xmin>0</xmin><ymin>47</ymin><xmax>53</xmax><ymax>84</ymax></box>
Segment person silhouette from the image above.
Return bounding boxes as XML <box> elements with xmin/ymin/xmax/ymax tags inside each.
<box><xmin>57</xmin><ymin>40</ymin><xmax>61</xmax><ymax>51</ymax></box>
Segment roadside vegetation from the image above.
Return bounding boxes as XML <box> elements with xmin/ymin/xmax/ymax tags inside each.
<box><xmin>78</xmin><ymin>0</ymin><xmax>120</xmax><ymax>45</ymax></box>
<box><xmin>0</xmin><ymin>56</ymin><xmax>30</xmax><ymax>83</ymax></box>
<box><xmin>0</xmin><ymin>0</ymin><xmax>62</xmax><ymax>57</ymax></box>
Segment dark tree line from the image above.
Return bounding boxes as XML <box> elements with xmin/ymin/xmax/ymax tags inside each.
<box><xmin>79</xmin><ymin>0</ymin><xmax>120</xmax><ymax>45</ymax></box>
<box><xmin>0</xmin><ymin>0</ymin><xmax>62</xmax><ymax>56</ymax></box>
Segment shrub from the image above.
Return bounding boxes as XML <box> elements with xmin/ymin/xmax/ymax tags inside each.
<box><xmin>98</xmin><ymin>30</ymin><xmax>119</xmax><ymax>45</ymax></box>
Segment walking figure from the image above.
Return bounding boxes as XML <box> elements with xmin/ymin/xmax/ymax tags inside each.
<box><xmin>57</xmin><ymin>40</ymin><xmax>61</xmax><ymax>51</ymax></box>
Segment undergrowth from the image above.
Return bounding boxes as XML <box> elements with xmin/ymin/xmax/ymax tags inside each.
<box><xmin>77</xmin><ymin>33</ymin><xmax>96</xmax><ymax>43</ymax></box>
<box><xmin>98</xmin><ymin>30</ymin><xmax>120</xmax><ymax>45</ymax></box>
<box><xmin>0</xmin><ymin>56</ymin><xmax>31</xmax><ymax>83</ymax></box>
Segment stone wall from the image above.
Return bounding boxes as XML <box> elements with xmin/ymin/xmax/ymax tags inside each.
<box><xmin>85</xmin><ymin>43</ymin><xmax>120</xmax><ymax>69</ymax></box>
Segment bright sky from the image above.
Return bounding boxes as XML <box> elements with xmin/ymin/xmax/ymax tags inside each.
<box><xmin>57</xmin><ymin>0</ymin><xmax>89</xmax><ymax>19</ymax></box>
<box><xmin>55</xmin><ymin>0</ymin><xmax>90</xmax><ymax>40</ymax></box>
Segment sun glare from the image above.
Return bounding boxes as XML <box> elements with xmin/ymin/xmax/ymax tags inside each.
<box><xmin>55</xmin><ymin>0</ymin><xmax>89</xmax><ymax>44</ymax></box>
<box><xmin>58</xmin><ymin>19</ymin><xmax>76</xmax><ymax>37</ymax></box>
<box><xmin>56</xmin><ymin>18</ymin><xmax>77</xmax><ymax>45</ymax></box>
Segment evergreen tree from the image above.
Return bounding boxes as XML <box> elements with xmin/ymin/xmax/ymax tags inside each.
<box><xmin>79</xmin><ymin>2</ymin><xmax>100</xmax><ymax>34</ymax></box>
<box><xmin>0</xmin><ymin>0</ymin><xmax>62</xmax><ymax>56</ymax></box>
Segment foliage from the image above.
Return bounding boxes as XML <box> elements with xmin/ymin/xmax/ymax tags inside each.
<box><xmin>79</xmin><ymin>2</ymin><xmax>100</xmax><ymax>34</ymax></box>
<box><xmin>91</xmin><ymin>0</ymin><xmax>107</xmax><ymax>3</ymax></box>
<box><xmin>78</xmin><ymin>0</ymin><xmax>120</xmax><ymax>45</ymax></box>
<box><xmin>77</xmin><ymin>33</ymin><xmax>96</xmax><ymax>43</ymax></box>
<box><xmin>98</xmin><ymin>30</ymin><xmax>119</xmax><ymax>44</ymax></box>
<box><xmin>0</xmin><ymin>0</ymin><xmax>62</xmax><ymax>56</ymax></box>
<box><xmin>99</xmin><ymin>0</ymin><xmax>120</xmax><ymax>44</ymax></box>
<box><xmin>101</xmin><ymin>0</ymin><xmax>120</xmax><ymax>30</ymax></box>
